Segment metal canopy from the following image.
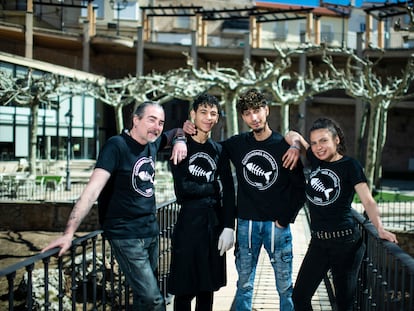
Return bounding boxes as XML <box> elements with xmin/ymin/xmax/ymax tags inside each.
<box><xmin>364</xmin><ymin>0</ymin><xmax>413</xmax><ymax>20</ymax></box>
<box><xmin>140</xmin><ymin>5</ymin><xmax>203</xmax><ymax>17</ymax></box>
<box><xmin>140</xmin><ymin>5</ymin><xmax>313</xmax><ymax>23</ymax></box>
<box><xmin>319</xmin><ymin>2</ymin><xmax>351</xmax><ymax>17</ymax></box>
<box><xmin>32</xmin><ymin>0</ymin><xmax>92</xmax><ymax>8</ymax></box>
<box><xmin>198</xmin><ymin>6</ymin><xmax>313</xmax><ymax>23</ymax></box>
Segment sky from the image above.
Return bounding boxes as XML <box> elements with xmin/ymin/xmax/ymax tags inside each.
<box><xmin>256</xmin><ymin>0</ymin><xmax>403</xmax><ymax>8</ymax></box>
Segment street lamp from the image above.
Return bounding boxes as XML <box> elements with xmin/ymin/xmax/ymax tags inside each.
<box><xmin>65</xmin><ymin>110</ymin><xmax>73</xmax><ymax>191</ymax></box>
<box><xmin>109</xmin><ymin>0</ymin><xmax>128</xmax><ymax>36</ymax></box>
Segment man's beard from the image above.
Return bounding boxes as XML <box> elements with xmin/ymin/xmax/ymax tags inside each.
<box><xmin>252</xmin><ymin>126</ymin><xmax>265</xmax><ymax>133</ymax></box>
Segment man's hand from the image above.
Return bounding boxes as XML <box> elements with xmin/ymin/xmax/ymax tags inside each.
<box><xmin>183</xmin><ymin>120</ymin><xmax>197</xmax><ymax>135</ymax></box>
<box><xmin>218</xmin><ymin>228</ymin><xmax>234</xmax><ymax>256</ymax></box>
<box><xmin>170</xmin><ymin>141</ymin><xmax>187</xmax><ymax>165</ymax></box>
<box><xmin>282</xmin><ymin>147</ymin><xmax>300</xmax><ymax>170</ymax></box>
<box><xmin>41</xmin><ymin>234</ymin><xmax>73</xmax><ymax>257</ymax></box>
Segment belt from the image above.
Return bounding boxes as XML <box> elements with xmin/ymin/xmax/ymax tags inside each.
<box><xmin>311</xmin><ymin>228</ymin><xmax>354</xmax><ymax>240</ymax></box>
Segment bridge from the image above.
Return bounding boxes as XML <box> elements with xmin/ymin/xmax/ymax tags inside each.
<box><xmin>0</xmin><ymin>199</ymin><xmax>413</xmax><ymax>311</ymax></box>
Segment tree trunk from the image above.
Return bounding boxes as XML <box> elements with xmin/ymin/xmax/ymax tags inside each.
<box><xmin>364</xmin><ymin>101</ymin><xmax>381</xmax><ymax>192</ymax></box>
<box><xmin>279</xmin><ymin>102</ymin><xmax>290</xmax><ymax>135</ymax></box>
<box><xmin>355</xmin><ymin>101</ymin><xmax>369</xmax><ymax>163</ymax></box>
<box><xmin>223</xmin><ymin>91</ymin><xmax>239</xmax><ymax>136</ymax></box>
<box><xmin>29</xmin><ymin>102</ymin><xmax>39</xmax><ymax>176</ymax></box>
<box><xmin>374</xmin><ymin>103</ymin><xmax>390</xmax><ymax>189</ymax></box>
<box><xmin>115</xmin><ymin>104</ymin><xmax>124</xmax><ymax>134</ymax></box>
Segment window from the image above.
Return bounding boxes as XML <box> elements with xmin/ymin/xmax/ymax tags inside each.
<box><xmin>321</xmin><ymin>24</ymin><xmax>334</xmax><ymax>43</ymax></box>
<box><xmin>112</xmin><ymin>1</ymin><xmax>139</xmax><ymax>21</ymax></box>
<box><xmin>175</xmin><ymin>16</ymin><xmax>191</xmax><ymax>29</ymax></box>
<box><xmin>81</xmin><ymin>0</ymin><xmax>104</xmax><ymax>19</ymax></box>
<box><xmin>274</xmin><ymin>21</ymin><xmax>287</xmax><ymax>40</ymax></box>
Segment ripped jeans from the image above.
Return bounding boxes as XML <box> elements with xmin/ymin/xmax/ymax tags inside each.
<box><xmin>235</xmin><ymin>218</ymin><xmax>294</xmax><ymax>311</ymax></box>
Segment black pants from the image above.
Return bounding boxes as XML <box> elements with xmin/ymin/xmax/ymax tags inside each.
<box><xmin>292</xmin><ymin>232</ymin><xmax>365</xmax><ymax>311</ymax></box>
<box><xmin>173</xmin><ymin>291</ymin><xmax>213</xmax><ymax>311</ymax></box>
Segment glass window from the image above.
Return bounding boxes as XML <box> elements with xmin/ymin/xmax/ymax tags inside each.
<box><xmin>274</xmin><ymin>21</ymin><xmax>287</xmax><ymax>40</ymax></box>
<box><xmin>321</xmin><ymin>24</ymin><xmax>334</xmax><ymax>43</ymax></box>
<box><xmin>113</xmin><ymin>1</ymin><xmax>139</xmax><ymax>21</ymax></box>
<box><xmin>81</xmin><ymin>0</ymin><xmax>104</xmax><ymax>18</ymax></box>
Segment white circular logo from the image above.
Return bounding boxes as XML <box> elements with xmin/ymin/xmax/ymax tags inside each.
<box><xmin>306</xmin><ymin>167</ymin><xmax>340</xmax><ymax>206</ymax></box>
<box><xmin>242</xmin><ymin>150</ymin><xmax>278</xmax><ymax>191</ymax></box>
<box><xmin>188</xmin><ymin>152</ymin><xmax>217</xmax><ymax>182</ymax></box>
<box><xmin>132</xmin><ymin>156</ymin><xmax>155</xmax><ymax>197</ymax></box>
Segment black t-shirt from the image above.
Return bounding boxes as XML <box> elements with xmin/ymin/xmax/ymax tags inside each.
<box><xmin>222</xmin><ymin>131</ymin><xmax>306</xmax><ymax>226</ymax></box>
<box><xmin>96</xmin><ymin>130</ymin><xmax>167</xmax><ymax>239</ymax></box>
<box><xmin>306</xmin><ymin>149</ymin><xmax>367</xmax><ymax>231</ymax></box>
<box><xmin>170</xmin><ymin>136</ymin><xmax>236</xmax><ymax>229</ymax></box>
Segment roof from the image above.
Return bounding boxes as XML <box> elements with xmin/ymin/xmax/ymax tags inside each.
<box><xmin>255</xmin><ymin>1</ymin><xmax>350</xmax><ymax>18</ymax></box>
<box><xmin>0</xmin><ymin>51</ymin><xmax>106</xmax><ymax>84</ymax></box>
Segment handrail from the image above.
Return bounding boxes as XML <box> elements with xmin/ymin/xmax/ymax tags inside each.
<box><xmin>0</xmin><ymin>201</ymin><xmax>180</xmax><ymax>310</ymax></box>
<box><xmin>353</xmin><ymin>209</ymin><xmax>414</xmax><ymax>311</ymax></box>
<box><xmin>1</xmin><ymin>201</ymin><xmax>413</xmax><ymax>310</ymax></box>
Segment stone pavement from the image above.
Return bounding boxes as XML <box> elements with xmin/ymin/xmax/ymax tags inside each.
<box><xmin>167</xmin><ymin>209</ymin><xmax>333</xmax><ymax>311</ymax></box>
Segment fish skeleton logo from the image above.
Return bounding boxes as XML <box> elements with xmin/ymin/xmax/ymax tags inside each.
<box><xmin>242</xmin><ymin>150</ymin><xmax>278</xmax><ymax>190</ymax></box>
<box><xmin>306</xmin><ymin>167</ymin><xmax>340</xmax><ymax>206</ymax></box>
<box><xmin>188</xmin><ymin>152</ymin><xmax>216</xmax><ymax>182</ymax></box>
<box><xmin>132</xmin><ymin>156</ymin><xmax>155</xmax><ymax>197</ymax></box>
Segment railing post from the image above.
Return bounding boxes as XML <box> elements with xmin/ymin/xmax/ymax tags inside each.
<box><xmin>42</xmin><ymin>257</ymin><xmax>51</xmax><ymax>311</ymax></box>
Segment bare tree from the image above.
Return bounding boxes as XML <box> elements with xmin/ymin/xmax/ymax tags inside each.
<box><xmin>185</xmin><ymin>46</ymin><xmax>342</xmax><ymax>136</ymax></box>
<box><xmin>90</xmin><ymin>69</ymin><xmax>215</xmax><ymax>134</ymax></box>
<box><xmin>322</xmin><ymin>48</ymin><xmax>414</xmax><ymax>190</ymax></box>
<box><xmin>6</xmin><ymin>70</ymin><xmax>61</xmax><ymax>175</ymax></box>
<box><xmin>0</xmin><ymin>70</ymin><xmax>101</xmax><ymax>175</ymax></box>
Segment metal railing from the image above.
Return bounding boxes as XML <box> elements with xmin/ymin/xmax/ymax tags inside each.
<box><xmin>353</xmin><ymin>200</ymin><xmax>414</xmax><ymax>232</ymax></box>
<box><xmin>315</xmin><ymin>208</ymin><xmax>414</xmax><ymax>311</ymax></box>
<box><xmin>354</xmin><ymin>210</ymin><xmax>414</xmax><ymax>311</ymax></box>
<box><xmin>1</xmin><ymin>200</ymin><xmax>414</xmax><ymax>310</ymax></box>
<box><xmin>0</xmin><ymin>200</ymin><xmax>180</xmax><ymax>311</ymax></box>
<box><xmin>0</xmin><ymin>178</ymin><xmax>175</xmax><ymax>205</ymax></box>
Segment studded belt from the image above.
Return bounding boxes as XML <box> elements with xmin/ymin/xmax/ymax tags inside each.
<box><xmin>311</xmin><ymin>228</ymin><xmax>354</xmax><ymax>240</ymax></box>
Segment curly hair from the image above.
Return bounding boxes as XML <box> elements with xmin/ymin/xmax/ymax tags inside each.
<box><xmin>309</xmin><ymin>117</ymin><xmax>346</xmax><ymax>155</ymax></box>
<box><xmin>236</xmin><ymin>88</ymin><xmax>267</xmax><ymax>114</ymax></box>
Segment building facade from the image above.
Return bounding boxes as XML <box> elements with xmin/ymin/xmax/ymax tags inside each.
<box><xmin>0</xmin><ymin>0</ymin><xmax>413</xmax><ymax>176</ymax></box>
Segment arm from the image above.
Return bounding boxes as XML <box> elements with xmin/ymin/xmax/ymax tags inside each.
<box><xmin>355</xmin><ymin>182</ymin><xmax>398</xmax><ymax>243</ymax></box>
<box><xmin>163</xmin><ymin>128</ymin><xmax>188</xmax><ymax>165</ymax></box>
<box><xmin>282</xmin><ymin>130</ymin><xmax>309</xmax><ymax>170</ymax></box>
<box><xmin>42</xmin><ymin>168</ymin><xmax>111</xmax><ymax>256</ymax></box>
<box><xmin>183</xmin><ymin>120</ymin><xmax>197</xmax><ymax>136</ymax></box>
<box><xmin>285</xmin><ymin>130</ymin><xmax>310</xmax><ymax>150</ymax></box>
<box><xmin>276</xmin><ymin>161</ymin><xmax>306</xmax><ymax>228</ymax></box>
<box><xmin>217</xmin><ymin>149</ymin><xmax>236</xmax><ymax>255</ymax></box>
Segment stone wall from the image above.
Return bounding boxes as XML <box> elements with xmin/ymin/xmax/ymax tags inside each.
<box><xmin>0</xmin><ymin>202</ymin><xmax>99</xmax><ymax>232</ymax></box>
<box><xmin>394</xmin><ymin>232</ymin><xmax>414</xmax><ymax>258</ymax></box>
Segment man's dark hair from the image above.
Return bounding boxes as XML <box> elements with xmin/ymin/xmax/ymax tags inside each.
<box><xmin>193</xmin><ymin>93</ymin><xmax>221</xmax><ymax>114</ymax></box>
<box><xmin>134</xmin><ymin>101</ymin><xmax>163</xmax><ymax>119</ymax></box>
<box><xmin>236</xmin><ymin>88</ymin><xmax>267</xmax><ymax>114</ymax></box>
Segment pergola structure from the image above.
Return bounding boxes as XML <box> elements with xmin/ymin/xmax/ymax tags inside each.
<box><xmin>364</xmin><ymin>0</ymin><xmax>414</xmax><ymax>47</ymax></box>
<box><xmin>140</xmin><ymin>5</ymin><xmax>313</xmax><ymax>48</ymax></box>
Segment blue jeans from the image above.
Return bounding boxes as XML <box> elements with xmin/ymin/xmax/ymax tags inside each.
<box><xmin>235</xmin><ymin>218</ymin><xmax>294</xmax><ymax>311</ymax></box>
<box><xmin>110</xmin><ymin>236</ymin><xmax>166</xmax><ymax>311</ymax></box>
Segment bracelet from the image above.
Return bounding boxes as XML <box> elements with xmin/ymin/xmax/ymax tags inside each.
<box><xmin>289</xmin><ymin>145</ymin><xmax>301</xmax><ymax>150</ymax></box>
<box><xmin>172</xmin><ymin>136</ymin><xmax>187</xmax><ymax>145</ymax></box>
